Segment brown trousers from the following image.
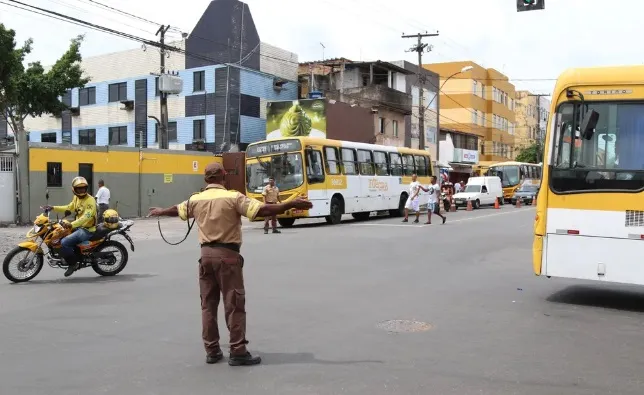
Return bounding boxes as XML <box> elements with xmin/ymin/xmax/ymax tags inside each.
<box><xmin>199</xmin><ymin>246</ymin><xmax>248</xmax><ymax>356</ymax></box>
<box><xmin>263</xmin><ymin>202</ymin><xmax>277</xmax><ymax>229</ymax></box>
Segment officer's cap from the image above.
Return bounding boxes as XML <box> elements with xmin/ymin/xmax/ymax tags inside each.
<box><xmin>205</xmin><ymin>162</ymin><xmax>226</xmax><ymax>179</ymax></box>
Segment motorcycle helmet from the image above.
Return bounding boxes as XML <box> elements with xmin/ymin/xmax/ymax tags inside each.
<box><xmin>71</xmin><ymin>176</ymin><xmax>89</xmax><ymax>198</ymax></box>
<box><xmin>103</xmin><ymin>209</ymin><xmax>120</xmax><ymax>230</ymax></box>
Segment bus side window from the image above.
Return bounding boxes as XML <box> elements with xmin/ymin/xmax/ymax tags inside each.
<box><xmin>357</xmin><ymin>149</ymin><xmax>375</xmax><ymax>176</ymax></box>
<box><xmin>306</xmin><ymin>149</ymin><xmax>325</xmax><ymax>184</ymax></box>
<box><xmin>403</xmin><ymin>154</ymin><xmax>415</xmax><ymax>176</ymax></box>
<box><xmin>373</xmin><ymin>151</ymin><xmax>389</xmax><ymax>176</ymax></box>
<box><xmin>324</xmin><ymin>146</ymin><xmax>341</xmax><ymax>175</ymax></box>
<box><xmin>414</xmin><ymin>155</ymin><xmax>428</xmax><ymax>176</ymax></box>
<box><xmin>341</xmin><ymin>148</ymin><xmax>358</xmax><ymax>175</ymax></box>
<box><xmin>520</xmin><ymin>165</ymin><xmax>527</xmax><ymax>179</ymax></box>
<box><xmin>389</xmin><ymin>153</ymin><xmax>403</xmax><ymax>176</ymax></box>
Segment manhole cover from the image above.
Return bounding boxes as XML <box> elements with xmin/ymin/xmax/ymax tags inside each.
<box><xmin>376</xmin><ymin>320</ymin><xmax>432</xmax><ymax>333</ymax></box>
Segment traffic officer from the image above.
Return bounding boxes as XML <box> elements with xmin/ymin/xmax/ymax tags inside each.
<box><xmin>262</xmin><ymin>176</ymin><xmax>281</xmax><ymax>234</ymax></box>
<box><xmin>148</xmin><ymin>162</ymin><xmax>312</xmax><ymax>366</ymax></box>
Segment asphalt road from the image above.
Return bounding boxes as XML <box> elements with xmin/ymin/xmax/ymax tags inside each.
<box><xmin>2</xmin><ymin>205</ymin><xmax>644</xmax><ymax>395</ymax></box>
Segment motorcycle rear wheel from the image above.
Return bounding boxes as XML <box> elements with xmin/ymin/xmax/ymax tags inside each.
<box><xmin>3</xmin><ymin>247</ymin><xmax>44</xmax><ymax>283</ymax></box>
<box><xmin>91</xmin><ymin>240</ymin><xmax>129</xmax><ymax>277</ymax></box>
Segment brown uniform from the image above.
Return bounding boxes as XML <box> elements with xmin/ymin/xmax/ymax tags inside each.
<box><xmin>177</xmin><ymin>183</ymin><xmax>261</xmax><ymax>356</ymax></box>
<box><xmin>262</xmin><ymin>184</ymin><xmax>279</xmax><ymax>230</ymax></box>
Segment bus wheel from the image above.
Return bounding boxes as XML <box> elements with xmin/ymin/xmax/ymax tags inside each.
<box><xmin>351</xmin><ymin>212</ymin><xmax>370</xmax><ymax>221</ymax></box>
<box><xmin>326</xmin><ymin>197</ymin><xmax>343</xmax><ymax>225</ymax></box>
<box><xmin>277</xmin><ymin>218</ymin><xmax>296</xmax><ymax>228</ymax></box>
<box><xmin>389</xmin><ymin>193</ymin><xmax>408</xmax><ymax>217</ymax></box>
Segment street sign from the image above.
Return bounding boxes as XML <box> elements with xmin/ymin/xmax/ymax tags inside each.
<box><xmin>517</xmin><ymin>0</ymin><xmax>544</xmax><ymax>12</ymax></box>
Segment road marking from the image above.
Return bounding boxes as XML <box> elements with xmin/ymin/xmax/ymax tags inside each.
<box><xmin>350</xmin><ymin>208</ymin><xmax>535</xmax><ymax>228</ymax></box>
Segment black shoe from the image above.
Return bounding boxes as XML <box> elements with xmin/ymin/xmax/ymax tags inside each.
<box><xmin>64</xmin><ymin>258</ymin><xmax>79</xmax><ymax>277</ymax></box>
<box><xmin>264</xmin><ymin>229</ymin><xmax>269</xmax><ymax>234</ymax></box>
<box><xmin>228</xmin><ymin>352</ymin><xmax>262</xmax><ymax>366</ymax></box>
<box><xmin>442</xmin><ymin>216</ymin><xmax>446</xmax><ymax>225</ymax></box>
<box><xmin>402</xmin><ymin>218</ymin><xmax>408</xmax><ymax>223</ymax></box>
<box><xmin>206</xmin><ymin>351</ymin><xmax>223</xmax><ymax>364</ymax></box>
<box><xmin>413</xmin><ymin>219</ymin><xmax>419</xmax><ymax>224</ymax></box>
<box><xmin>272</xmin><ymin>229</ymin><xmax>281</xmax><ymax>234</ymax></box>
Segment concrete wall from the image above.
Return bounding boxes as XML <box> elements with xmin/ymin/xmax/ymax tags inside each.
<box><xmin>27</xmin><ymin>143</ymin><xmax>223</xmax><ymax>220</ymax></box>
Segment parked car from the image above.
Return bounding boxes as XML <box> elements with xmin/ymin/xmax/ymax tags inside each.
<box><xmin>511</xmin><ymin>183</ymin><xmax>540</xmax><ymax>205</ymax></box>
<box><xmin>453</xmin><ymin>176</ymin><xmax>504</xmax><ymax>209</ymax></box>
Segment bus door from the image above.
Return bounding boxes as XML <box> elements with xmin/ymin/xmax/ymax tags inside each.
<box><xmin>305</xmin><ymin>146</ymin><xmax>327</xmax><ymax>204</ymax></box>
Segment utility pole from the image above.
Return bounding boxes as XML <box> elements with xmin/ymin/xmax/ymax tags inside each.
<box><xmin>156</xmin><ymin>24</ymin><xmax>171</xmax><ymax>150</ymax></box>
<box><xmin>402</xmin><ymin>31</ymin><xmax>439</xmax><ymax>151</ymax></box>
<box><xmin>530</xmin><ymin>93</ymin><xmax>550</xmax><ymax>163</ymax></box>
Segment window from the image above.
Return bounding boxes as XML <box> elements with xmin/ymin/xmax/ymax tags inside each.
<box><xmin>403</xmin><ymin>154</ymin><xmax>415</xmax><ymax>176</ymax></box>
<box><xmin>79</xmin><ymin>87</ymin><xmax>96</xmax><ymax>106</ymax></box>
<box><xmin>414</xmin><ymin>155</ymin><xmax>428</xmax><ymax>176</ymax></box>
<box><xmin>482</xmin><ymin>185</ymin><xmax>488</xmax><ymax>193</ymax></box>
<box><xmin>472</xmin><ymin>110</ymin><xmax>478</xmax><ymax>125</ymax></box>
<box><xmin>373</xmin><ymin>151</ymin><xmax>389</xmax><ymax>176</ymax></box>
<box><xmin>324</xmin><ymin>146</ymin><xmax>341</xmax><ymax>175</ymax></box>
<box><xmin>109</xmin><ymin>126</ymin><xmax>128</xmax><ymax>145</ymax></box>
<box><xmin>155</xmin><ymin>77</ymin><xmax>160</xmax><ymax>96</ymax></box>
<box><xmin>41</xmin><ymin>133</ymin><xmax>56</xmax><ymax>143</ymax></box>
<box><xmin>78</xmin><ymin>129</ymin><xmax>96</xmax><ymax>145</ymax></box>
<box><xmin>481</xmin><ymin>84</ymin><xmax>486</xmax><ymax>99</ymax></box>
<box><xmin>392</xmin><ymin>120</ymin><xmax>398</xmax><ymax>137</ymax></box>
<box><xmin>155</xmin><ymin>122</ymin><xmax>178</xmax><ymax>142</ymax></box>
<box><xmin>389</xmin><ymin>152</ymin><xmax>403</xmax><ymax>176</ymax></box>
<box><xmin>472</xmin><ymin>80</ymin><xmax>478</xmax><ymax>95</ymax></box>
<box><xmin>47</xmin><ymin>162</ymin><xmax>62</xmax><ymax>187</ymax></box>
<box><xmin>379</xmin><ymin>117</ymin><xmax>385</xmax><ymax>134</ymax></box>
<box><xmin>341</xmin><ymin>148</ymin><xmax>358</xmax><ymax>175</ymax></box>
<box><xmin>305</xmin><ymin>149</ymin><xmax>325</xmax><ymax>184</ymax></box>
<box><xmin>193</xmin><ymin>119</ymin><xmax>205</xmax><ymax>140</ymax></box>
<box><xmin>193</xmin><ymin>70</ymin><xmax>205</xmax><ymax>92</ymax></box>
<box><xmin>108</xmin><ymin>82</ymin><xmax>127</xmax><ymax>102</ymax></box>
<box><xmin>357</xmin><ymin>149</ymin><xmax>374</xmax><ymax>176</ymax></box>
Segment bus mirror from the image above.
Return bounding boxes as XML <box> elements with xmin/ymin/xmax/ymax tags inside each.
<box><xmin>580</xmin><ymin>110</ymin><xmax>599</xmax><ymax>140</ymax></box>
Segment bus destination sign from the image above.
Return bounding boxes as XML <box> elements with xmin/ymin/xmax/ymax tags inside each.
<box><xmin>246</xmin><ymin>139</ymin><xmax>302</xmax><ymax>157</ymax></box>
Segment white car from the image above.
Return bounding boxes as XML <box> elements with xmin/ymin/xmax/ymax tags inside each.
<box><xmin>452</xmin><ymin>176</ymin><xmax>504</xmax><ymax>209</ymax></box>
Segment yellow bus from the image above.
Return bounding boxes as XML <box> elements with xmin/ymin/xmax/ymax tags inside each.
<box><xmin>245</xmin><ymin>137</ymin><xmax>433</xmax><ymax>226</ymax></box>
<box><xmin>486</xmin><ymin>161</ymin><xmax>542</xmax><ymax>202</ymax></box>
<box><xmin>534</xmin><ymin>65</ymin><xmax>644</xmax><ymax>285</ymax></box>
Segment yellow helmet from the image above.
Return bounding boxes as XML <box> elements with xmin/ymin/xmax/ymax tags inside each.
<box><xmin>103</xmin><ymin>209</ymin><xmax>120</xmax><ymax>230</ymax></box>
<box><xmin>71</xmin><ymin>176</ymin><xmax>89</xmax><ymax>197</ymax></box>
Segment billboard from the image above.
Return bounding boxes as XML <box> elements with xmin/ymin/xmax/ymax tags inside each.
<box><xmin>266</xmin><ymin>99</ymin><xmax>327</xmax><ymax>140</ymax></box>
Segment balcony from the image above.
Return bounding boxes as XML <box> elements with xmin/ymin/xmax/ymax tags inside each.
<box><xmin>333</xmin><ymin>85</ymin><xmax>412</xmax><ymax>115</ymax></box>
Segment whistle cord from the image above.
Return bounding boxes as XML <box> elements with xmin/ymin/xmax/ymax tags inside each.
<box><xmin>156</xmin><ymin>196</ymin><xmax>196</xmax><ymax>246</ymax></box>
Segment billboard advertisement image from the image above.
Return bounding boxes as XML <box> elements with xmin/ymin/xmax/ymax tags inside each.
<box><xmin>266</xmin><ymin>99</ymin><xmax>327</xmax><ymax>140</ymax></box>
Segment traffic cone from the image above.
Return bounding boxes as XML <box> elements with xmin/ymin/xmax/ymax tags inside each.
<box><xmin>494</xmin><ymin>197</ymin><xmax>500</xmax><ymax>209</ymax></box>
<box><xmin>466</xmin><ymin>199</ymin><xmax>473</xmax><ymax>211</ymax></box>
<box><xmin>531</xmin><ymin>195</ymin><xmax>536</xmax><ymax>205</ymax></box>
<box><xmin>450</xmin><ymin>197</ymin><xmax>456</xmax><ymax>212</ymax></box>
<box><xmin>516</xmin><ymin>198</ymin><xmax>522</xmax><ymax>208</ymax></box>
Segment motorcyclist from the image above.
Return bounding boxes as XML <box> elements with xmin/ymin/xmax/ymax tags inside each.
<box><xmin>42</xmin><ymin>176</ymin><xmax>97</xmax><ymax>277</ymax></box>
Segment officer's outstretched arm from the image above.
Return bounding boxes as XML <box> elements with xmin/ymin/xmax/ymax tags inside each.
<box><xmin>148</xmin><ymin>205</ymin><xmax>179</xmax><ymax>218</ymax></box>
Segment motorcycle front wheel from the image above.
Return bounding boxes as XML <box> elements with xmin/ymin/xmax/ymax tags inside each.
<box><xmin>91</xmin><ymin>240</ymin><xmax>129</xmax><ymax>277</ymax></box>
<box><xmin>3</xmin><ymin>247</ymin><xmax>44</xmax><ymax>283</ymax></box>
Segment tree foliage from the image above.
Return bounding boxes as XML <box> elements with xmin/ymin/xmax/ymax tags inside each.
<box><xmin>515</xmin><ymin>142</ymin><xmax>542</xmax><ymax>163</ymax></box>
<box><xmin>0</xmin><ymin>23</ymin><xmax>90</xmax><ymax>137</ymax></box>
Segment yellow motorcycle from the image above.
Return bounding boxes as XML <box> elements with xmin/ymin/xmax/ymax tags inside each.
<box><xmin>2</xmin><ymin>207</ymin><xmax>135</xmax><ymax>283</ymax></box>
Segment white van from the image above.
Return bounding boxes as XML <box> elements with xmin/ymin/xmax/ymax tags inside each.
<box><xmin>452</xmin><ymin>176</ymin><xmax>504</xmax><ymax>209</ymax></box>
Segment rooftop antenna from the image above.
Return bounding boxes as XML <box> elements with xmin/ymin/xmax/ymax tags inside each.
<box><xmin>320</xmin><ymin>42</ymin><xmax>326</xmax><ymax>61</ymax></box>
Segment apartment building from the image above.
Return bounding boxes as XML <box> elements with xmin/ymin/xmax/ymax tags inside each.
<box><xmin>298</xmin><ymin>59</ymin><xmax>413</xmax><ymax>148</ymax></box>
<box><xmin>424</xmin><ymin>61</ymin><xmax>517</xmax><ymax>176</ymax></box>
<box><xmin>514</xmin><ymin>91</ymin><xmax>550</xmax><ymax>151</ymax></box>
<box><xmin>20</xmin><ymin>0</ymin><xmax>298</xmax><ymax>153</ymax></box>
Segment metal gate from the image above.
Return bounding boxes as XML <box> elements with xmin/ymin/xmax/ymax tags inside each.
<box><xmin>0</xmin><ymin>155</ymin><xmax>16</xmax><ymax>222</ymax></box>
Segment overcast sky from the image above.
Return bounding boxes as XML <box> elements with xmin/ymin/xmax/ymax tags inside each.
<box><xmin>2</xmin><ymin>0</ymin><xmax>642</xmax><ymax>96</ymax></box>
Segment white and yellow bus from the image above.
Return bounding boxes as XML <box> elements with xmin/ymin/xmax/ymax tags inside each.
<box><xmin>245</xmin><ymin>137</ymin><xmax>433</xmax><ymax>226</ymax></box>
<box><xmin>534</xmin><ymin>65</ymin><xmax>644</xmax><ymax>285</ymax></box>
<box><xmin>486</xmin><ymin>161</ymin><xmax>542</xmax><ymax>202</ymax></box>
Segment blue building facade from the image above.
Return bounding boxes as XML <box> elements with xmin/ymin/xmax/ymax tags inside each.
<box><xmin>24</xmin><ymin>0</ymin><xmax>298</xmax><ymax>153</ymax></box>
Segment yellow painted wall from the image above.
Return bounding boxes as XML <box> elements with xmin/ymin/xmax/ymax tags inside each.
<box><xmin>29</xmin><ymin>146</ymin><xmax>222</xmax><ymax>174</ymax></box>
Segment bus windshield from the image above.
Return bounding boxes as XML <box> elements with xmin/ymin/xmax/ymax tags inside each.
<box><xmin>246</xmin><ymin>153</ymin><xmax>304</xmax><ymax>193</ymax></box>
<box><xmin>551</xmin><ymin>101</ymin><xmax>644</xmax><ymax>193</ymax></box>
<box><xmin>488</xmin><ymin>166</ymin><xmax>520</xmax><ymax>187</ymax></box>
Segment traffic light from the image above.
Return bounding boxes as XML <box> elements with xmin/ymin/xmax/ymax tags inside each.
<box><xmin>517</xmin><ymin>0</ymin><xmax>545</xmax><ymax>12</ymax></box>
